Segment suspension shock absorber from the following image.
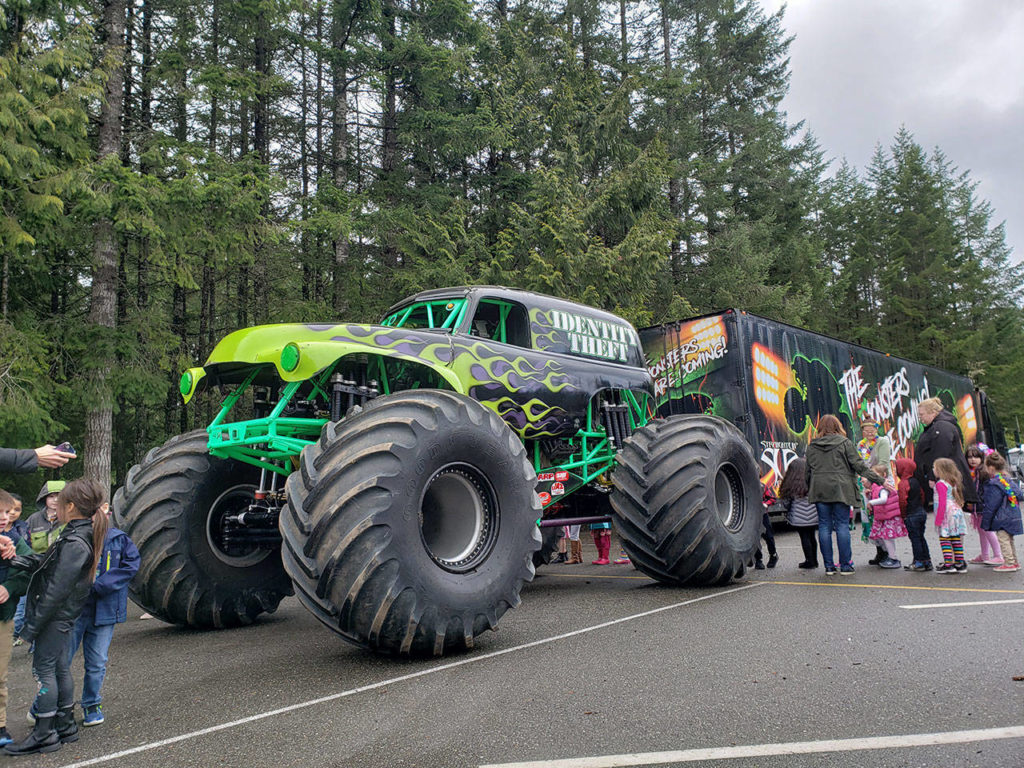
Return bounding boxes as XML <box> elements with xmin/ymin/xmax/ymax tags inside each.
<box><xmin>330</xmin><ymin>373</ymin><xmax>346</xmax><ymax>421</ymax></box>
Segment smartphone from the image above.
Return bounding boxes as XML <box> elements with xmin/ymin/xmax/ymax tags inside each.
<box><xmin>56</xmin><ymin>442</ymin><xmax>76</xmax><ymax>455</ymax></box>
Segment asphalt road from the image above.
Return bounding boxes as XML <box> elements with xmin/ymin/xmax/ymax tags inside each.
<box><xmin>6</xmin><ymin>528</ymin><xmax>1024</xmax><ymax>768</ymax></box>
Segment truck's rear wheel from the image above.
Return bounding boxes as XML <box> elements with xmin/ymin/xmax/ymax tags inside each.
<box><xmin>610</xmin><ymin>415</ymin><xmax>761</xmax><ymax>586</ymax></box>
<box><xmin>280</xmin><ymin>390</ymin><xmax>541</xmax><ymax>657</ymax></box>
<box><xmin>112</xmin><ymin>431</ymin><xmax>292</xmax><ymax>627</ymax></box>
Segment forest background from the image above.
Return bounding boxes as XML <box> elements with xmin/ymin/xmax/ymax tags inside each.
<box><xmin>2</xmin><ymin>0</ymin><xmax>1022</xmax><ymax>492</ymax></box>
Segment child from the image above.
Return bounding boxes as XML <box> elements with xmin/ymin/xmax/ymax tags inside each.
<box><xmin>979</xmin><ymin>452</ymin><xmax>1023</xmax><ymax>573</ymax></box>
<box><xmin>896</xmin><ymin>458</ymin><xmax>932</xmax><ymax>571</ymax></box>
<box><xmin>932</xmin><ymin>458</ymin><xmax>968</xmax><ymax>574</ymax></box>
<box><xmin>5</xmin><ymin>495</ymin><xmax>29</xmax><ymax>646</ymax></box>
<box><xmin>67</xmin><ymin>502</ymin><xmax>140</xmax><ymax>726</ymax></box>
<box><xmin>866</xmin><ymin>464</ymin><xmax>907</xmax><ymax>568</ymax></box>
<box><xmin>778</xmin><ymin>459</ymin><xmax>818</xmax><ymax>569</ymax></box>
<box><xmin>0</xmin><ymin>491</ymin><xmax>33</xmax><ymax>747</ymax></box>
<box><xmin>966</xmin><ymin>444</ymin><xmax>1003</xmax><ymax>565</ymax></box>
<box><xmin>25</xmin><ymin>481</ymin><xmax>66</xmax><ymax>555</ymax></box>
<box><xmin>3</xmin><ymin>479</ymin><xmax>108</xmax><ymax>756</ymax></box>
<box><xmin>754</xmin><ymin>485</ymin><xmax>779</xmax><ymax>570</ymax></box>
<box><xmin>590</xmin><ymin>521</ymin><xmax>611</xmax><ymax>565</ymax></box>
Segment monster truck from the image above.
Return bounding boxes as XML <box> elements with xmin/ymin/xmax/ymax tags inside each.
<box><xmin>113</xmin><ymin>286</ymin><xmax>761</xmax><ymax>657</ymax></box>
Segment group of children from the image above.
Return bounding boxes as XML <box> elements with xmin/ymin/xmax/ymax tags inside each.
<box><xmin>0</xmin><ymin>479</ymin><xmax>139</xmax><ymax>755</ymax></box>
<box><xmin>778</xmin><ymin>447</ymin><xmax>1022</xmax><ymax>574</ymax></box>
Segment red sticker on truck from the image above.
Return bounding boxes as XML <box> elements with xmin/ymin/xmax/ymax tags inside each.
<box><xmin>551</xmin><ymin>482</ymin><xmax>565</xmax><ymax>496</ymax></box>
<box><xmin>537</xmin><ymin>472</ymin><xmax>555</xmax><ymax>482</ymax></box>
<box><xmin>555</xmin><ymin>471</ymin><xmax>569</xmax><ymax>482</ymax></box>
<box><xmin>539</xmin><ymin>492</ymin><xmax>552</xmax><ymax>506</ymax></box>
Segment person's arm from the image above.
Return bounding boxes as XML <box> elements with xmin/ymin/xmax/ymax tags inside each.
<box><xmin>19</xmin><ymin>540</ymin><xmax>91</xmax><ymax>642</ymax></box>
<box><xmin>1</xmin><ymin>539</ymin><xmax>35</xmax><ymax>600</ymax></box>
<box><xmin>875</xmin><ymin>436</ymin><xmax>892</xmax><ymax>466</ymax></box>
<box><xmin>0</xmin><ymin>447</ymin><xmax>38</xmax><ymax>473</ymax></box>
<box><xmin>91</xmin><ymin>536</ymin><xmax>140</xmax><ymax>598</ymax></box>
<box><xmin>867</xmin><ymin>488</ymin><xmax>889</xmax><ymax>506</ymax></box>
<box><xmin>844</xmin><ymin>441</ymin><xmax>885</xmax><ymax>486</ymax></box>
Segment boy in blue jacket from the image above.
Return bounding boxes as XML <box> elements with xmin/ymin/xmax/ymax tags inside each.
<box><xmin>66</xmin><ymin>505</ymin><xmax>140</xmax><ymax>726</ymax></box>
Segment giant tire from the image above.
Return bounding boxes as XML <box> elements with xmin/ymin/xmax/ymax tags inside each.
<box><xmin>280</xmin><ymin>390</ymin><xmax>541</xmax><ymax>657</ymax></box>
<box><xmin>112</xmin><ymin>430</ymin><xmax>293</xmax><ymax>627</ymax></box>
<box><xmin>610</xmin><ymin>415</ymin><xmax>761</xmax><ymax>586</ymax></box>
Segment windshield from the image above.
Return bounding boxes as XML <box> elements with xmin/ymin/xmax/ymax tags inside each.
<box><xmin>381</xmin><ymin>298</ymin><xmax>467</xmax><ymax>331</ymax></box>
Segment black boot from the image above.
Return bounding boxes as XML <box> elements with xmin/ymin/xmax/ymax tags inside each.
<box><xmin>55</xmin><ymin>706</ymin><xmax>79</xmax><ymax>744</ymax></box>
<box><xmin>868</xmin><ymin>546</ymin><xmax>887</xmax><ymax>565</ymax></box>
<box><xmin>3</xmin><ymin>715</ymin><xmax>61</xmax><ymax>755</ymax></box>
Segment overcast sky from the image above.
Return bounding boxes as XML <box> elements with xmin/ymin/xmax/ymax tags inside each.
<box><xmin>762</xmin><ymin>0</ymin><xmax>1023</xmax><ymax>262</ymax></box>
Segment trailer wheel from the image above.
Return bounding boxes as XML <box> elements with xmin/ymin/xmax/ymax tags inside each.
<box><xmin>280</xmin><ymin>390</ymin><xmax>541</xmax><ymax>657</ymax></box>
<box><xmin>610</xmin><ymin>415</ymin><xmax>761</xmax><ymax>586</ymax></box>
<box><xmin>112</xmin><ymin>431</ymin><xmax>292</xmax><ymax>628</ymax></box>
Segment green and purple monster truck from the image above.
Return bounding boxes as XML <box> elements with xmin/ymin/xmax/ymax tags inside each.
<box><xmin>113</xmin><ymin>287</ymin><xmax>761</xmax><ymax>657</ymax></box>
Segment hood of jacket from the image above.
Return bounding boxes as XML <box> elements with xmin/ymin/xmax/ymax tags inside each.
<box><xmin>932</xmin><ymin>409</ymin><xmax>963</xmax><ymax>436</ymax></box>
<box><xmin>895</xmin><ymin>458</ymin><xmax>917</xmax><ymax>479</ymax></box>
<box><xmin>35</xmin><ymin>480</ymin><xmax>65</xmax><ymax>507</ymax></box>
<box><xmin>811</xmin><ymin>434</ymin><xmax>848</xmax><ymax>451</ymax></box>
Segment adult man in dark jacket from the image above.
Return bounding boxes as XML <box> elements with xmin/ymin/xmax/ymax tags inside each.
<box><xmin>913</xmin><ymin>397</ymin><xmax>977</xmax><ymax>507</ymax></box>
<box><xmin>0</xmin><ymin>446</ymin><xmax>75</xmax><ymax>474</ymax></box>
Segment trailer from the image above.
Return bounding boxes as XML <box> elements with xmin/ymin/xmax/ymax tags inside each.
<box><xmin>640</xmin><ymin>310</ymin><xmax>1006</xmax><ymax>503</ymax></box>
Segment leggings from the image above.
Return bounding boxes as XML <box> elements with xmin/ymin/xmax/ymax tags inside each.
<box><xmin>939</xmin><ymin>536</ymin><xmax>964</xmax><ymax>565</ymax></box>
<box><xmin>30</xmin><ymin>620</ymin><xmax>75</xmax><ymax>718</ymax></box>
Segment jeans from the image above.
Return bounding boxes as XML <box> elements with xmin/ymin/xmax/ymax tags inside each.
<box><xmin>12</xmin><ymin>596</ymin><xmax>26</xmax><ymax>638</ymax></box>
<box><xmin>904</xmin><ymin>511</ymin><xmax>931</xmax><ymax>564</ymax></box>
<box><xmin>816</xmin><ymin>502</ymin><xmax>853</xmax><ymax>568</ymax></box>
<box><xmin>68</xmin><ymin>618</ymin><xmax>116</xmax><ymax>709</ymax></box>
<box><xmin>755</xmin><ymin>513</ymin><xmax>777</xmax><ymax>561</ymax></box>
<box><xmin>31</xmin><ymin>620</ymin><xmax>75</xmax><ymax>718</ymax></box>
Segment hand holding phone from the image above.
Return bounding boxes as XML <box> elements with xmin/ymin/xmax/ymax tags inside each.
<box><xmin>55</xmin><ymin>442</ymin><xmax>76</xmax><ymax>455</ymax></box>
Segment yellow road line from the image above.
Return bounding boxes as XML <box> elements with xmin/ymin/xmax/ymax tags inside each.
<box><xmin>763</xmin><ymin>579</ymin><xmax>1024</xmax><ymax>595</ymax></box>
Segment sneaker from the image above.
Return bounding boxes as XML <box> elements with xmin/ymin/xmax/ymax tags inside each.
<box><xmin>824</xmin><ymin>566</ymin><xmax>837</xmax><ymax>575</ymax></box>
<box><xmin>839</xmin><ymin>564</ymin><xmax>856</xmax><ymax>575</ymax></box>
<box><xmin>935</xmin><ymin>563</ymin><xmax>956</xmax><ymax>574</ymax></box>
<box><xmin>992</xmin><ymin>564</ymin><xmax>1020</xmax><ymax>573</ymax></box>
<box><xmin>754</xmin><ymin>560</ymin><xmax>766</xmax><ymax>570</ymax></box>
<box><xmin>0</xmin><ymin>727</ymin><xmax>11</xmax><ymax>747</ymax></box>
<box><xmin>954</xmin><ymin>562</ymin><xmax>968</xmax><ymax>573</ymax></box>
<box><xmin>983</xmin><ymin>558</ymin><xmax>1005</xmax><ymax>567</ymax></box>
<box><xmin>10</xmin><ymin>636</ymin><xmax>21</xmax><ymax>648</ymax></box>
<box><xmin>879</xmin><ymin>558</ymin><xmax>902</xmax><ymax>569</ymax></box>
<box><xmin>904</xmin><ymin>561</ymin><xmax>931</xmax><ymax>572</ymax></box>
<box><xmin>968</xmin><ymin>555</ymin><xmax>987</xmax><ymax>564</ymax></box>
<box><xmin>766</xmin><ymin>554</ymin><xmax>779</xmax><ymax>569</ymax></box>
<box><xmin>82</xmin><ymin>705</ymin><xmax>104</xmax><ymax>727</ymax></box>
<box><xmin>612</xmin><ymin>555</ymin><xmax>631</xmax><ymax>565</ymax></box>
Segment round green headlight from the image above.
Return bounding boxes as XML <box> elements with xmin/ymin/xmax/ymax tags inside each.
<box><xmin>280</xmin><ymin>343</ymin><xmax>301</xmax><ymax>372</ymax></box>
<box><xmin>179</xmin><ymin>371</ymin><xmax>193</xmax><ymax>396</ymax></box>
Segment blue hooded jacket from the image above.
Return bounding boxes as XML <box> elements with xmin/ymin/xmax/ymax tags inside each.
<box><xmin>78</xmin><ymin>527</ymin><xmax>141</xmax><ymax>626</ymax></box>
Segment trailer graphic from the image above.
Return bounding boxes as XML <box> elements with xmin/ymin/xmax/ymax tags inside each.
<box><xmin>640</xmin><ymin>310</ymin><xmax>1002</xmax><ymax>496</ymax></box>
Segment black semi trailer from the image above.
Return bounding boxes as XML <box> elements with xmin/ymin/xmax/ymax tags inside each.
<box><xmin>640</xmin><ymin>310</ymin><xmax>1005</xmax><ymax>498</ymax></box>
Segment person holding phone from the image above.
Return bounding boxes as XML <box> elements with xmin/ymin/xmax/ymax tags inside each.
<box><xmin>0</xmin><ymin>446</ymin><xmax>76</xmax><ymax>474</ymax></box>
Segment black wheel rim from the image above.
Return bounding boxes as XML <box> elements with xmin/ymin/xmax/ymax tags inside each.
<box><xmin>206</xmin><ymin>484</ymin><xmax>272</xmax><ymax>567</ymax></box>
<box><xmin>713</xmin><ymin>463</ymin><xmax>745</xmax><ymax>532</ymax></box>
<box><xmin>419</xmin><ymin>463</ymin><xmax>499</xmax><ymax>573</ymax></box>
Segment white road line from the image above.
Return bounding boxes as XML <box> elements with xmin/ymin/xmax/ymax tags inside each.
<box><xmin>900</xmin><ymin>598</ymin><xmax>1024</xmax><ymax>610</ymax></box>
<box><xmin>479</xmin><ymin>725</ymin><xmax>1024</xmax><ymax>768</ymax></box>
<box><xmin>57</xmin><ymin>582</ymin><xmax>763</xmax><ymax>768</ymax></box>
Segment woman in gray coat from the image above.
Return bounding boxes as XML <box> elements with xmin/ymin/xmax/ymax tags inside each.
<box><xmin>805</xmin><ymin>415</ymin><xmax>885</xmax><ymax>574</ymax></box>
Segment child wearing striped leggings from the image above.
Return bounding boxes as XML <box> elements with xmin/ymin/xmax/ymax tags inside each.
<box><xmin>933</xmin><ymin>458</ymin><xmax>968</xmax><ymax>574</ymax></box>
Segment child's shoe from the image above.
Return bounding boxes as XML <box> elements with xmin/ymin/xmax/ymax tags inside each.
<box><xmin>839</xmin><ymin>564</ymin><xmax>856</xmax><ymax>575</ymax></box>
<box><xmin>766</xmin><ymin>553</ymin><xmax>779</xmax><ymax>569</ymax></box>
<box><xmin>552</xmin><ymin>552</ymin><xmax>568</xmax><ymax>564</ymax></box>
<box><xmin>11</xmin><ymin>636</ymin><xmax>21</xmax><ymax>647</ymax></box>
<box><xmin>754</xmin><ymin>559</ymin><xmax>766</xmax><ymax>570</ymax></box>
<box><xmin>0</xmin><ymin>727</ymin><xmax>11</xmax><ymax>747</ymax></box>
<box><xmin>824</xmin><ymin>565</ymin><xmax>838</xmax><ymax>575</ymax></box>
<box><xmin>904</xmin><ymin>561</ymin><xmax>930</xmax><ymax>571</ymax></box>
<box><xmin>953</xmin><ymin>561</ymin><xmax>968</xmax><ymax>573</ymax></box>
<box><xmin>612</xmin><ymin>552</ymin><xmax>630</xmax><ymax>565</ymax></box>
<box><xmin>879</xmin><ymin>558</ymin><xmax>901</xmax><ymax>569</ymax></box>
<box><xmin>983</xmin><ymin>558</ymin><xmax>1005</xmax><ymax>566</ymax></box>
<box><xmin>992</xmin><ymin>564</ymin><xmax>1020</xmax><ymax>572</ymax></box>
<box><xmin>82</xmin><ymin>705</ymin><xmax>104</xmax><ymax>727</ymax></box>
<box><xmin>935</xmin><ymin>563</ymin><xmax>955</xmax><ymax>574</ymax></box>
<box><xmin>968</xmin><ymin>554</ymin><xmax>988</xmax><ymax>564</ymax></box>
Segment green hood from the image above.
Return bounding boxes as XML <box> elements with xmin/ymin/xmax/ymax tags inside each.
<box><xmin>35</xmin><ymin>479</ymin><xmax>65</xmax><ymax>507</ymax></box>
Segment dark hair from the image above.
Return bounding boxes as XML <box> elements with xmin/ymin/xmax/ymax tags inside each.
<box><xmin>9</xmin><ymin>493</ymin><xmax>20</xmax><ymax>503</ymax></box>
<box><xmin>815</xmin><ymin>414</ymin><xmax>846</xmax><ymax>437</ymax></box>
<box><xmin>984</xmin><ymin>451</ymin><xmax>1008</xmax><ymax>473</ymax></box>
<box><xmin>778</xmin><ymin>458</ymin><xmax>808</xmax><ymax>499</ymax></box>
<box><xmin>0</xmin><ymin>490</ymin><xmax>14</xmax><ymax>510</ymax></box>
<box><xmin>57</xmin><ymin>479</ymin><xmax>109</xmax><ymax>582</ymax></box>
<box><xmin>965</xmin><ymin>445</ymin><xmax>985</xmax><ymax>461</ymax></box>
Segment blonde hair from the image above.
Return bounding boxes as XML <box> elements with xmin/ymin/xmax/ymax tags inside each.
<box><xmin>932</xmin><ymin>458</ymin><xmax>964</xmax><ymax>506</ymax></box>
<box><xmin>918</xmin><ymin>397</ymin><xmax>944</xmax><ymax>415</ymax></box>
<box><xmin>871</xmin><ymin>464</ymin><xmax>889</xmax><ymax>477</ymax></box>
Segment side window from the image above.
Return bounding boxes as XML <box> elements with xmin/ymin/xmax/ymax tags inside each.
<box><xmin>470</xmin><ymin>300</ymin><xmax>531</xmax><ymax>350</ymax></box>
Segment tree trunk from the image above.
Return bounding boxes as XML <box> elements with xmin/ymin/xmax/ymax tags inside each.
<box><xmin>84</xmin><ymin>0</ymin><xmax>128</xmax><ymax>486</ymax></box>
<box><xmin>331</xmin><ymin>0</ymin><xmax>350</xmax><ymax>311</ymax></box>
<box><xmin>380</xmin><ymin>0</ymin><xmax>398</xmax><ymax>267</ymax></box>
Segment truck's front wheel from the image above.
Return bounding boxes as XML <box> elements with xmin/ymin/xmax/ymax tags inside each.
<box><xmin>280</xmin><ymin>390</ymin><xmax>541</xmax><ymax>657</ymax></box>
<box><xmin>610</xmin><ymin>415</ymin><xmax>761</xmax><ymax>586</ymax></box>
<box><xmin>112</xmin><ymin>431</ymin><xmax>292</xmax><ymax>627</ymax></box>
